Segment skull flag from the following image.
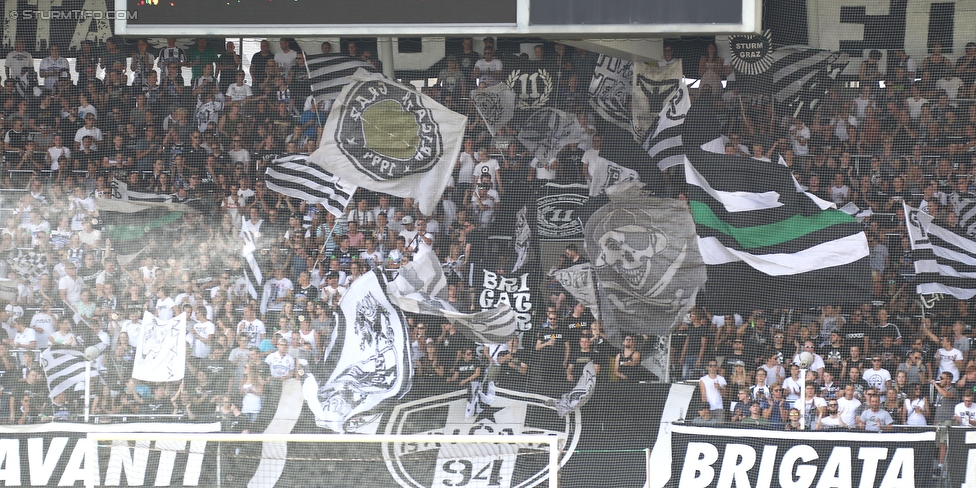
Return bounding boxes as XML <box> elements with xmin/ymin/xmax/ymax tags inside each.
<box><xmin>583</xmin><ymin>184</ymin><xmax>706</xmax><ymax>341</ymax></box>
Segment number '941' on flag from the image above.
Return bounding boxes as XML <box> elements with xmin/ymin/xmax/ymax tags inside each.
<box><xmin>308</xmin><ymin>68</ymin><xmax>467</xmax><ymax>216</ymax></box>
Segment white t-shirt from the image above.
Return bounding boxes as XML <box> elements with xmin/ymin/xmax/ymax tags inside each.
<box><xmin>155</xmin><ymin>296</ymin><xmax>176</xmax><ymax>321</ymax></box>
<box><xmin>699</xmin><ymin>374</ymin><xmax>727</xmax><ymax>410</ymax></box>
<box><xmin>265</xmin><ymin>351</ymin><xmax>295</xmax><ymax>378</ymax></box>
<box><xmin>226</xmin><ymin>83</ymin><xmax>253</xmax><ymax>102</ymax></box>
<box><xmin>938</xmin><ymin>347</ymin><xmax>964</xmax><ymax>381</ymax></box>
<box><xmin>457</xmin><ymin>152</ymin><xmax>477</xmax><ymax>185</ymax></box>
<box><xmin>837</xmin><ymin>396</ymin><xmax>861</xmax><ymax>426</ymax></box>
<box><xmin>955</xmin><ymin>401</ymin><xmax>976</xmax><ymax>426</ymax></box>
<box><xmin>58</xmin><ymin>275</ymin><xmax>84</xmax><ymax>305</ymax></box>
<box><xmin>29</xmin><ymin>313</ymin><xmax>55</xmax><ymax>349</ymax></box>
<box><xmin>189</xmin><ymin>320</ymin><xmax>215</xmax><ymax>359</ymax></box>
<box><xmin>862</xmin><ymin>367</ymin><xmax>892</xmax><ymax>392</ymax></box>
<box><xmin>238</xmin><ymin>319</ymin><xmax>266</xmax><ymax>348</ymax></box>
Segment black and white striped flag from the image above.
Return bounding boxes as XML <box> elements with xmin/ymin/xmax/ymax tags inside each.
<box><xmin>111</xmin><ymin>179</ymin><xmax>173</xmax><ymax>203</ymax></box>
<box><xmin>305</xmin><ymin>54</ymin><xmax>382</xmax><ymax>103</ymax></box>
<box><xmin>632</xmin><ymin>62</ymin><xmax>690</xmax><ymax>170</ymax></box>
<box><xmin>904</xmin><ymin>202</ymin><xmax>976</xmax><ymax>299</ymax></box>
<box><xmin>743</xmin><ymin>46</ymin><xmax>850</xmax><ymax>121</ymax></box>
<box><xmin>41</xmin><ymin>347</ymin><xmax>98</xmax><ymax>399</ymax></box>
<box><xmin>241</xmin><ymin>233</ymin><xmax>263</xmax><ymax>300</ymax></box>
<box><xmin>264</xmin><ymin>154</ymin><xmax>357</xmax><ymax>218</ymax></box>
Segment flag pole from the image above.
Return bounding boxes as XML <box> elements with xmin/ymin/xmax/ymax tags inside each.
<box><xmin>85</xmin><ymin>360</ymin><xmax>91</xmax><ymax>423</ymax></box>
<box><xmin>302</xmin><ymin>49</ymin><xmax>324</xmax><ymax>128</ymax></box>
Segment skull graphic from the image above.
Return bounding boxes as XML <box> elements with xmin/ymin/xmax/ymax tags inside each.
<box><xmin>595</xmin><ymin>224</ymin><xmax>668</xmax><ymax>288</ymax></box>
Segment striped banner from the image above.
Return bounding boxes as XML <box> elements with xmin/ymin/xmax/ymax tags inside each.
<box><xmin>305</xmin><ymin>53</ymin><xmax>382</xmax><ymax>103</ymax></box>
<box><xmin>904</xmin><ymin>202</ymin><xmax>976</xmax><ymax>299</ymax></box>
<box><xmin>264</xmin><ymin>154</ymin><xmax>357</xmax><ymax>218</ymax></box>
<box><xmin>684</xmin><ymin>150</ymin><xmax>871</xmax><ymax>311</ymax></box>
<box><xmin>41</xmin><ymin>347</ymin><xmax>99</xmax><ymax>399</ymax></box>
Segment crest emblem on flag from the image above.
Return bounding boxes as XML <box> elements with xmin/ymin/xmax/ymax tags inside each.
<box><xmin>728</xmin><ymin>30</ymin><xmax>774</xmax><ymax>75</ymax></box>
<box><xmin>333</xmin><ymin>79</ymin><xmax>445</xmax><ymax>181</ymax></box>
<box><xmin>506</xmin><ymin>68</ymin><xmax>554</xmax><ymax>110</ymax></box>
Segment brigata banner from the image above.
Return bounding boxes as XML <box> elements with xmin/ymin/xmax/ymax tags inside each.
<box><xmin>668</xmin><ymin>425</ymin><xmax>934</xmax><ymax>488</ymax></box>
<box><xmin>0</xmin><ymin>422</ymin><xmax>219</xmax><ymax>487</ymax></box>
<box><xmin>947</xmin><ymin>426</ymin><xmax>976</xmax><ymax>485</ymax></box>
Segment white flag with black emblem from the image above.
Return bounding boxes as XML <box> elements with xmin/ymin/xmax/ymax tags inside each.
<box><xmin>302</xmin><ymin>270</ymin><xmax>411</xmax><ymax>433</ymax></box>
<box><xmin>309</xmin><ymin>69</ymin><xmax>467</xmax><ymax>216</ymax></box>
<box><xmin>631</xmin><ymin>62</ymin><xmax>689</xmax><ymax>170</ymax></box>
<box><xmin>470</xmin><ymin>83</ymin><xmax>516</xmax><ymax>137</ymax></box>
<box><xmin>517</xmin><ymin>107</ymin><xmax>586</xmax><ymax>163</ymax></box>
<box><xmin>132</xmin><ymin>312</ymin><xmax>187</xmax><ymax>383</ymax></box>
<box><xmin>547</xmin><ymin>262</ymin><xmax>599</xmax><ymax>318</ymax></box>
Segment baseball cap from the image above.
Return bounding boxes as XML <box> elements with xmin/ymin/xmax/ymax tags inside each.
<box><xmin>402</xmin><ymin>215</ymin><xmax>414</xmax><ymax>225</ymax></box>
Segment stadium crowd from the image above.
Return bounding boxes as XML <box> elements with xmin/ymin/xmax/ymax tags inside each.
<box><xmin>0</xmin><ymin>35</ymin><xmax>975</xmax><ymax>461</ymax></box>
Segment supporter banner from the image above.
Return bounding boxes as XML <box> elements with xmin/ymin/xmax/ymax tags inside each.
<box><xmin>0</xmin><ymin>0</ymin><xmax>114</xmax><ymax>56</ymax></box>
<box><xmin>536</xmin><ymin>182</ymin><xmax>589</xmax><ymax>241</ymax></box>
<box><xmin>478</xmin><ymin>268</ymin><xmax>535</xmax><ymax>333</ymax></box>
<box><xmin>511</xmin><ymin>203</ymin><xmax>534</xmax><ymax>274</ymax></box>
<box><xmin>4</xmin><ymin>249</ymin><xmax>46</xmax><ymax>282</ymax></box>
<box><xmin>302</xmin><ymin>270</ymin><xmax>411</xmax><ymax>433</ymax></box>
<box><xmin>550</xmin><ymin>361</ymin><xmax>597</xmax><ymax>417</ymax></box>
<box><xmin>728</xmin><ymin>30</ymin><xmax>774</xmax><ymax>75</ymax></box>
<box><xmin>0</xmin><ymin>422</ymin><xmax>219</xmax><ymax>487</ymax></box>
<box><xmin>583</xmin><ymin>184</ymin><xmax>705</xmax><ymax>339</ymax></box>
<box><xmin>311</xmin><ymin>69</ymin><xmax>466</xmax><ymax>216</ymax></box>
<box><xmin>264</xmin><ymin>154</ymin><xmax>357</xmax><ymax>218</ymax></box>
<box><xmin>0</xmin><ymin>279</ymin><xmax>17</xmax><ymax>301</ymax></box>
<box><xmin>668</xmin><ymin>425</ymin><xmax>934</xmax><ymax>488</ymax></box>
<box><xmin>735</xmin><ymin>46</ymin><xmax>849</xmax><ymax>122</ymax></box>
<box><xmin>132</xmin><ymin>312</ymin><xmax>187</xmax><ymax>383</ymax></box>
<box><xmin>947</xmin><ymin>426</ymin><xmax>976</xmax><ymax>485</ymax></box>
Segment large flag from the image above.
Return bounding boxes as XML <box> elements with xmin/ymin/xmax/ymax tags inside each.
<box><xmin>41</xmin><ymin>347</ymin><xmax>99</xmax><ymax>398</ymax></box>
<box><xmin>904</xmin><ymin>203</ymin><xmax>976</xmax><ymax>299</ymax></box>
<box><xmin>470</xmin><ymin>83</ymin><xmax>516</xmax><ymax>137</ymax></box>
<box><xmin>737</xmin><ymin>46</ymin><xmax>850</xmax><ymax>121</ymax></box>
<box><xmin>264</xmin><ymin>154</ymin><xmax>358</xmax><ymax>218</ymax></box>
<box><xmin>96</xmin><ymin>197</ymin><xmax>194</xmax><ymax>265</ymax></box>
<box><xmin>583</xmin><ymin>183</ymin><xmax>706</xmax><ymax>339</ymax></box>
<box><xmin>684</xmin><ymin>151</ymin><xmax>871</xmax><ymax>311</ymax></box>
<box><xmin>310</xmin><ymin>69</ymin><xmax>466</xmax><ymax>216</ymax></box>
<box><xmin>132</xmin><ymin>312</ymin><xmax>188</xmax><ymax>383</ymax></box>
<box><xmin>305</xmin><ymin>54</ymin><xmax>382</xmax><ymax>103</ymax></box>
<box><xmin>302</xmin><ymin>270</ymin><xmax>411</xmax><ymax>433</ymax></box>
<box><xmin>387</xmin><ymin>249</ymin><xmax>518</xmax><ymax>344</ymax></box>
<box><xmin>518</xmin><ymin>107</ymin><xmax>586</xmax><ymax>163</ymax></box>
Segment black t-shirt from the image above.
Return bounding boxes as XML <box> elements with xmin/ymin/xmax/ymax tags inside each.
<box><xmin>567</xmin><ymin>349</ymin><xmax>598</xmax><ymax>372</ymax></box>
<box><xmin>534</xmin><ymin>326</ymin><xmax>568</xmax><ymax>367</ymax></box>
<box><xmin>840</xmin><ymin>321</ymin><xmax>871</xmax><ymax>345</ymax></box>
